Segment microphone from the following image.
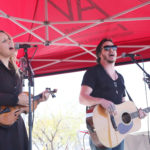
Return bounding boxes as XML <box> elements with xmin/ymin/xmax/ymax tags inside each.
<box><xmin>15</xmin><ymin>43</ymin><xmax>37</xmax><ymax>49</ymax></box>
<box><xmin>121</xmin><ymin>52</ymin><xmax>140</xmax><ymax>58</ymax></box>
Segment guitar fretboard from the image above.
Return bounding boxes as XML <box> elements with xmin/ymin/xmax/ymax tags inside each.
<box><xmin>33</xmin><ymin>94</ymin><xmax>42</xmax><ymax>101</ymax></box>
<box><xmin>131</xmin><ymin>107</ymin><xmax>150</xmax><ymax>119</ymax></box>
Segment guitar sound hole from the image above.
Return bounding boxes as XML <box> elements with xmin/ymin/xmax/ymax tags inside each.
<box><xmin>122</xmin><ymin>112</ymin><xmax>131</xmax><ymax>124</ymax></box>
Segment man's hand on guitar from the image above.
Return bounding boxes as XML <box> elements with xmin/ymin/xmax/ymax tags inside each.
<box><xmin>100</xmin><ymin>99</ymin><xmax>117</xmax><ymax>116</ymax></box>
<box><xmin>138</xmin><ymin>108</ymin><xmax>147</xmax><ymax>119</ymax></box>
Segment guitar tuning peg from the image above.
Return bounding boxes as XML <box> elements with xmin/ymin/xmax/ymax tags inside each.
<box><xmin>51</xmin><ymin>94</ymin><xmax>56</xmax><ymax>98</ymax></box>
<box><xmin>46</xmin><ymin>88</ymin><xmax>51</xmax><ymax>91</ymax></box>
<box><xmin>53</xmin><ymin>89</ymin><xmax>57</xmax><ymax>93</ymax></box>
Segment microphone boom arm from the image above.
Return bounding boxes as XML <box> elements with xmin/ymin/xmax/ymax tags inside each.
<box><xmin>130</xmin><ymin>57</ymin><xmax>150</xmax><ymax>89</ymax></box>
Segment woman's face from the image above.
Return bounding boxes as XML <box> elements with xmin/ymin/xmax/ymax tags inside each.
<box><xmin>0</xmin><ymin>32</ymin><xmax>17</xmax><ymax>58</ymax></box>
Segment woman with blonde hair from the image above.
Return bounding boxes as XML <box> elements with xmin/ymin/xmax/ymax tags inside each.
<box><xmin>0</xmin><ymin>30</ymin><xmax>49</xmax><ymax>150</ymax></box>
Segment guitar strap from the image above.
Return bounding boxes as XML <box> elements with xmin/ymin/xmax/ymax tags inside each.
<box><xmin>125</xmin><ymin>88</ymin><xmax>134</xmax><ymax>102</ymax></box>
<box><xmin>120</xmin><ymin>74</ymin><xmax>135</xmax><ymax>103</ymax></box>
<box><xmin>125</xmin><ymin>88</ymin><xmax>139</xmax><ymax>112</ymax></box>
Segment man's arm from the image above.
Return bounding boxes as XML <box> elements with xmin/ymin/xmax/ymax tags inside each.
<box><xmin>79</xmin><ymin>85</ymin><xmax>116</xmax><ymax>115</ymax></box>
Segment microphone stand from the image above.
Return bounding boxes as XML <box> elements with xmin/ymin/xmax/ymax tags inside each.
<box><xmin>23</xmin><ymin>47</ymin><xmax>34</xmax><ymax>150</ymax></box>
<box><xmin>129</xmin><ymin>56</ymin><xmax>150</xmax><ymax>89</ymax></box>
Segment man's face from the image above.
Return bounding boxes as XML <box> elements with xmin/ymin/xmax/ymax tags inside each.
<box><xmin>99</xmin><ymin>41</ymin><xmax>117</xmax><ymax>64</ymax></box>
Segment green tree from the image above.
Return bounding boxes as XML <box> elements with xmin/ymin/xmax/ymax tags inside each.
<box><xmin>31</xmin><ymin>112</ymin><xmax>84</xmax><ymax>150</ymax></box>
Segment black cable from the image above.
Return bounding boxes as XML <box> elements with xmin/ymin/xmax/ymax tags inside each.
<box><xmin>140</xmin><ymin>56</ymin><xmax>150</xmax><ymax>144</ymax></box>
<box><xmin>29</xmin><ymin>46</ymin><xmax>38</xmax><ymax>62</ymax></box>
<box><xmin>82</xmin><ymin>132</ymin><xmax>88</xmax><ymax>150</ymax></box>
<box><xmin>32</xmin><ymin>85</ymin><xmax>35</xmax><ymax>128</ymax></box>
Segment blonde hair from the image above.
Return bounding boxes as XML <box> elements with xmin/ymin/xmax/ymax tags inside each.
<box><xmin>0</xmin><ymin>30</ymin><xmax>20</xmax><ymax>76</ymax></box>
<box><xmin>9</xmin><ymin>56</ymin><xmax>20</xmax><ymax>76</ymax></box>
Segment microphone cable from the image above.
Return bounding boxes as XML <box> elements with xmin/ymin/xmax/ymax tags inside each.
<box><xmin>32</xmin><ymin>85</ymin><xmax>35</xmax><ymax>128</ymax></box>
<box><xmin>80</xmin><ymin>130</ymin><xmax>89</xmax><ymax>150</ymax></box>
<box><xmin>29</xmin><ymin>46</ymin><xmax>38</xmax><ymax>63</ymax></box>
<box><xmin>82</xmin><ymin>131</ymin><xmax>88</xmax><ymax>150</ymax></box>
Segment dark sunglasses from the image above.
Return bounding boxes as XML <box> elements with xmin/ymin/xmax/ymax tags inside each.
<box><xmin>103</xmin><ymin>45</ymin><xmax>117</xmax><ymax>51</ymax></box>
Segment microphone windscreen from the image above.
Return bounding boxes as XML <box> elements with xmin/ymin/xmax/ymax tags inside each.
<box><xmin>15</xmin><ymin>43</ymin><xmax>20</xmax><ymax>49</ymax></box>
<box><xmin>121</xmin><ymin>52</ymin><xmax>126</xmax><ymax>58</ymax></box>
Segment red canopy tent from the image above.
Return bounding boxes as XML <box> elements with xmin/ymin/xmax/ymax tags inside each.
<box><xmin>0</xmin><ymin>0</ymin><xmax>150</xmax><ymax>77</ymax></box>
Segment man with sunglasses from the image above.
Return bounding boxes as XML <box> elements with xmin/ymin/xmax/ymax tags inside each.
<box><xmin>79</xmin><ymin>38</ymin><xmax>146</xmax><ymax>150</ymax></box>
<box><xmin>79</xmin><ymin>38</ymin><xmax>126</xmax><ymax>150</ymax></box>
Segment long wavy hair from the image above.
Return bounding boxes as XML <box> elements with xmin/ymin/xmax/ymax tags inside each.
<box><xmin>0</xmin><ymin>30</ymin><xmax>20</xmax><ymax>76</ymax></box>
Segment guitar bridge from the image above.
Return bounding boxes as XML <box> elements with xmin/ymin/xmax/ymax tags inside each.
<box><xmin>110</xmin><ymin>115</ymin><xmax>118</xmax><ymax>131</ymax></box>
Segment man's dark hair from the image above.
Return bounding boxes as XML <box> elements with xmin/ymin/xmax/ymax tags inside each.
<box><xmin>0</xmin><ymin>30</ymin><xmax>6</xmax><ymax>34</ymax></box>
<box><xmin>96</xmin><ymin>38</ymin><xmax>113</xmax><ymax>63</ymax></box>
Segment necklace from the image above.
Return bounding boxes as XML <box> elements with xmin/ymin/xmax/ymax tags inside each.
<box><xmin>103</xmin><ymin>66</ymin><xmax>119</xmax><ymax>94</ymax></box>
<box><xmin>113</xmin><ymin>72</ymin><xmax>118</xmax><ymax>94</ymax></box>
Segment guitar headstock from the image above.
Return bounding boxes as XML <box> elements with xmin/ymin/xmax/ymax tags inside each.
<box><xmin>46</xmin><ymin>88</ymin><xmax>57</xmax><ymax>98</ymax></box>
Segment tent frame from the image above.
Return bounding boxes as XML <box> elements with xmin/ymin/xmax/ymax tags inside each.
<box><xmin>0</xmin><ymin>0</ymin><xmax>150</xmax><ymax>74</ymax></box>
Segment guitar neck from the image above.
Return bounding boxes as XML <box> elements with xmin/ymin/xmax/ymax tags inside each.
<box><xmin>27</xmin><ymin>88</ymin><xmax>56</xmax><ymax>102</ymax></box>
<box><xmin>33</xmin><ymin>93</ymin><xmax>42</xmax><ymax>101</ymax></box>
<box><xmin>131</xmin><ymin>107</ymin><xmax>150</xmax><ymax>119</ymax></box>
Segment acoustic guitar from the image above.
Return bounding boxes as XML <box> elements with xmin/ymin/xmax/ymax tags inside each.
<box><xmin>0</xmin><ymin>88</ymin><xmax>57</xmax><ymax>126</ymax></box>
<box><xmin>86</xmin><ymin>101</ymin><xmax>149</xmax><ymax>148</ymax></box>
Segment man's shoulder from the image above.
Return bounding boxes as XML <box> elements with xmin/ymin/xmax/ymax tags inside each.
<box><xmin>87</xmin><ymin>64</ymin><xmax>102</xmax><ymax>72</ymax></box>
<box><xmin>116</xmin><ymin>71</ymin><xmax>125</xmax><ymax>81</ymax></box>
<box><xmin>116</xmin><ymin>71</ymin><xmax>123</xmax><ymax>77</ymax></box>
